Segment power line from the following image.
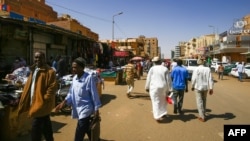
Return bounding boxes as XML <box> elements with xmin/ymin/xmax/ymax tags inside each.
<box><xmin>46</xmin><ymin>0</ymin><xmax>110</xmax><ymax>23</ymax></box>
<box><xmin>114</xmin><ymin>22</ymin><xmax>127</xmax><ymax>38</ymax></box>
<box><xmin>46</xmin><ymin>0</ymin><xmax>127</xmax><ymax>39</ymax></box>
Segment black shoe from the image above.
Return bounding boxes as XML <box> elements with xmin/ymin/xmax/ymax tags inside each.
<box><xmin>161</xmin><ymin>115</ymin><xmax>167</xmax><ymax>118</ymax></box>
<box><xmin>174</xmin><ymin>109</ymin><xmax>177</xmax><ymax>114</ymax></box>
<box><xmin>156</xmin><ymin>115</ymin><xmax>167</xmax><ymax>123</ymax></box>
<box><xmin>177</xmin><ymin>107</ymin><xmax>182</xmax><ymax>114</ymax></box>
<box><xmin>178</xmin><ymin>110</ymin><xmax>183</xmax><ymax>115</ymax></box>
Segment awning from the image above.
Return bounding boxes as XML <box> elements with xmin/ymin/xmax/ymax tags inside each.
<box><xmin>220</xmin><ymin>47</ymin><xmax>248</xmax><ymax>53</ymax></box>
<box><xmin>113</xmin><ymin>51</ymin><xmax>129</xmax><ymax>57</ymax></box>
<box><xmin>240</xmin><ymin>51</ymin><xmax>250</xmax><ymax>55</ymax></box>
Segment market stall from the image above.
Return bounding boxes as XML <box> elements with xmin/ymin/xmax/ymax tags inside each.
<box><xmin>0</xmin><ymin>84</ymin><xmax>31</xmax><ymax>141</ymax></box>
<box><xmin>100</xmin><ymin>68</ymin><xmax>124</xmax><ymax>85</ymax></box>
<box><xmin>0</xmin><ymin>67</ymin><xmax>31</xmax><ymax>141</ymax></box>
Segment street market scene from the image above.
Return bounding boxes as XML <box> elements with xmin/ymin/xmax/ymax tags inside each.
<box><xmin>0</xmin><ymin>0</ymin><xmax>250</xmax><ymax>141</ymax></box>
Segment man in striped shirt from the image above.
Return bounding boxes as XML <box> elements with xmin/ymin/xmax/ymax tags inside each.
<box><xmin>124</xmin><ymin>59</ymin><xmax>135</xmax><ymax>97</ymax></box>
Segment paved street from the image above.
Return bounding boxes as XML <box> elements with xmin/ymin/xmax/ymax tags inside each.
<box><xmin>15</xmin><ymin>73</ymin><xmax>250</xmax><ymax>141</ymax></box>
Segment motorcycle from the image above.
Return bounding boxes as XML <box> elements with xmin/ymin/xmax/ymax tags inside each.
<box><xmin>56</xmin><ymin>74</ymin><xmax>73</xmax><ymax>114</ymax></box>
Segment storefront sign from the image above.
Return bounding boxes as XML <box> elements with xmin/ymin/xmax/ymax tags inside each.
<box><xmin>229</xmin><ymin>19</ymin><xmax>250</xmax><ymax>34</ymax></box>
<box><xmin>113</xmin><ymin>51</ymin><xmax>129</xmax><ymax>57</ymax></box>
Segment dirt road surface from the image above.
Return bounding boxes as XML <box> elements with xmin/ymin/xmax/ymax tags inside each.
<box><xmin>14</xmin><ymin>73</ymin><xmax>250</xmax><ymax>141</ymax></box>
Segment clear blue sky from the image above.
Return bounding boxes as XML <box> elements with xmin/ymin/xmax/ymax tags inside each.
<box><xmin>45</xmin><ymin>0</ymin><xmax>250</xmax><ymax>58</ymax></box>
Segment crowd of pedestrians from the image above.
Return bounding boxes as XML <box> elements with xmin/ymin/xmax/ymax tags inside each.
<box><xmin>144</xmin><ymin>56</ymin><xmax>214</xmax><ymax>123</ymax></box>
<box><xmin>16</xmin><ymin>53</ymin><xmax>102</xmax><ymax>141</ymax></box>
<box><xmin>3</xmin><ymin>53</ymin><xmax>218</xmax><ymax>141</ymax></box>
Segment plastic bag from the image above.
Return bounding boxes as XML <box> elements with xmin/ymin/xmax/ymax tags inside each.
<box><xmin>166</xmin><ymin>92</ymin><xmax>174</xmax><ymax>104</ymax></box>
<box><xmin>89</xmin><ymin>115</ymin><xmax>101</xmax><ymax>141</ymax></box>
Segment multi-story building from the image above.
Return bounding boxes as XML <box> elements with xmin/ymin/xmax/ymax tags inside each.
<box><xmin>183</xmin><ymin>38</ymin><xmax>197</xmax><ymax>58</ymax></box>
<box><xmin>195</xmin><ymin>35</ymin><xmax>214</xmax><ymax>58</ymax></box>
<box><xmin>48</xmin><ymin>14</ymin><xmax>99</xmax><ymax>41</ymax></box>
<box><xmin>1</xmin><ymin>0</ymin><xmax>58</xmax><ymax>22</ymax></box>
<box><xmin>1</xmin><ymin>0</ymin><xmax>98</xmax><ymax>41</ymax></box>
<box><xmin>178</xmin><ymin>14</ymin><xmax>250</xmax><ymax>63</ymax></box>
<box><xmin>143</xmin><ymin>37</ymin><xmax>159</xmax><ymax>59</ymax></box>
<box><xmin>211</xmin><ymin>15</ymin><xmax>250</xmax><ymax>62</ymax></box>
<box><xmin>0</xmin><ymin>0</ymin><xmax>101</xmax><ymax>77</ymax></box>
<box><xmin>175</xmin><ymin>41</ymin><xmax>186</xmax><ymax>58</ymax></box>
<box><xmin>174</xmin><ymin>45</ymin><xmax>181</xmax><ymax>58</ymax></box>
<box><xmin>100</xmin><ymin>36</ymin><xmax>159</xmax><ymax>60</ymax></box>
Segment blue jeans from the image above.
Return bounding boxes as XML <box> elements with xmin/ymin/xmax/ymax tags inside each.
<box><xmin>31</xmin><ymin>115</ymin><xmax>54</xmax><ymax>141</ymax></box>
<box><xmin>74</xmin><ymin>116</ymin><xmax>91</xmax><ymax>141</ymax></box>
<box><xmin>172</xmin><ymin>89</ymin><xmax>185</xmax><ymax>113</ymax></box>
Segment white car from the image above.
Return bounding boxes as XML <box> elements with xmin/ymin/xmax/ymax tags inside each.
<box><xmin>230</xmin><ymin>65</ymin><xmax>250</xmax><ymax>79</ymax></box>
<box><xmin>211</xmin><ymin>62</ymin><xmax>229</xmax><ymax>72</ymax></box>
<box><xmin>182</xmin><ymin>59</ymin><xmax>198</xmax><ymax>80</ymax></box>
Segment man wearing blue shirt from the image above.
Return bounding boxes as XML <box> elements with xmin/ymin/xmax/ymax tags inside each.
<box><xmin>55</xmin><ymin>57</ymin><xmax>101</xmax><ymax>141</ymax></box>
<box><xmin>171</xmin><ymin>59</ymin><xmax>188</xmax><ymax>114</ymax></box>
<box><xmin>236</xmin><ymin>62</ymin><xmax>245</xmax><ymax>82</ymax></box>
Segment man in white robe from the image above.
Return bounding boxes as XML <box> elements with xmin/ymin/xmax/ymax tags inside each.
<box><xmin>145</xmin><ymin>56</ymin><xmax>172</xmax><ymax>122</ymax></box>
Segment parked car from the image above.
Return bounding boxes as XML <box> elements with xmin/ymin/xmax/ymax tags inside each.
<box><xmin>211</xmin><ymin>62</ymin><xmax>229</xmax><ymax>72</ymax></box>
<box><xmin>182</xmin><ymin>59</ymin><xmax>198</xmax><ymax>80</ymax></box>
<box><xmin>223</xmin><ymin>64</ymin><xmax>237</xmax><ymax>75</ymax></box>
<box><xmin>230</xmin><ymin>65</ymin><xmax>250</xmax><ymax>79</ymax></box>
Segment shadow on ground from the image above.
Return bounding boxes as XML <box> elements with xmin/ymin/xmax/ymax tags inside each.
<box><xmin>172</xmin><ymin>108</ymin><xmax>236</xmax><ymax>122</ymax></box>
<box><xmin>100</xmin><ymin>94</ymin><xmax>117</xmax><ymax>107</ymax></box>
<box><xmin>128</xmin><ymin>92</ymin><xmax>150</xmax><ymax>100</ymax></box>
<box><xmin>84</xmin><ymin>139</ymin><xmax>115</xmax><ymax>141</ymax></box>
<box><xmin>206</xmin><ymin>112</ymin><xmax>236</xmax><ymax>121</ymax></box>
<box><xmin>14</xmin><ymin>120</ymin><xmax>67</xmax><ymax>141</ymax></box>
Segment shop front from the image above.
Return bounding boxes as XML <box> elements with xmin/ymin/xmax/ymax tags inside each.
<box><xmin>113</xmin><ymin>50</ymin><xmax>131</xmax><ymax>66</ymax></box>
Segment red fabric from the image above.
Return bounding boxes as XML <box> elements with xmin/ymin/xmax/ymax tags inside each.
<box><xmin>136</xmin><ymin>62</ymin><xmax>141</xmax><ymax>69</ymax></box>
<box><xmin>113</xmin><ymin>51</ymin><xmax>129</xmax><ymax>57</ymax></box>
<box><xmin>166</xmin><ymin>96</ymin><xmax>174</xmax><ymax>104</ymax></box>
<box><xmin>166</xmin><ymin>93</ymin><xmax>174</xmax><ymax>104</ymax></box>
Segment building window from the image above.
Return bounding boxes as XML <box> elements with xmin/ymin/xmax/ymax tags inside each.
<box><xmin>236</xmin><ymin>36</ymin><xmax>241</xmax><ymax>47</ymax></box>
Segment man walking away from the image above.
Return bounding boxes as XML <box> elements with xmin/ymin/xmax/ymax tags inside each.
<box><xmin>236</xmin><ymin>62</ymin><xmax>245</xmax><ymax>82</ymax></box>
<box><xmin>191</xmin><ymin>57</ymin><xmax>214</xmax><ymax>122</ymax></box>
<box><xmin>171</xmin><ymin>59</ymin><xmax>188</xmax><ymax>114</ymax></box>
<box><xmin>124</xmin><ymin>59</ymin><xmax>136</xmax><ymax>97</ymax></box>
<box><xmin>145</xmin><ymin>56</ymin><xmax>172</xmax><ymax>122</ymax></box>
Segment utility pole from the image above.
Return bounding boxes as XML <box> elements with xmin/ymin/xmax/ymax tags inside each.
<box><xmin>112</xmin><ymin>12</ymin><xmax>123</xmax><ymax>41</ymax></box>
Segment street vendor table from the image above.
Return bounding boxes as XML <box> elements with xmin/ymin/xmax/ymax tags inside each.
<box><xmin>0</xmin><ymin>103</ymin><xmax>32</xmax><ymax>141</ymax></box>
<box><xmin>0</xmin><ymin>87</ymin><xmax>31</xmax><ymax>141</ymax></box>
<box><xmin>101</xmin><ymin>69</ymin><xmax>123</xmax><ymax>85</ymax></box>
